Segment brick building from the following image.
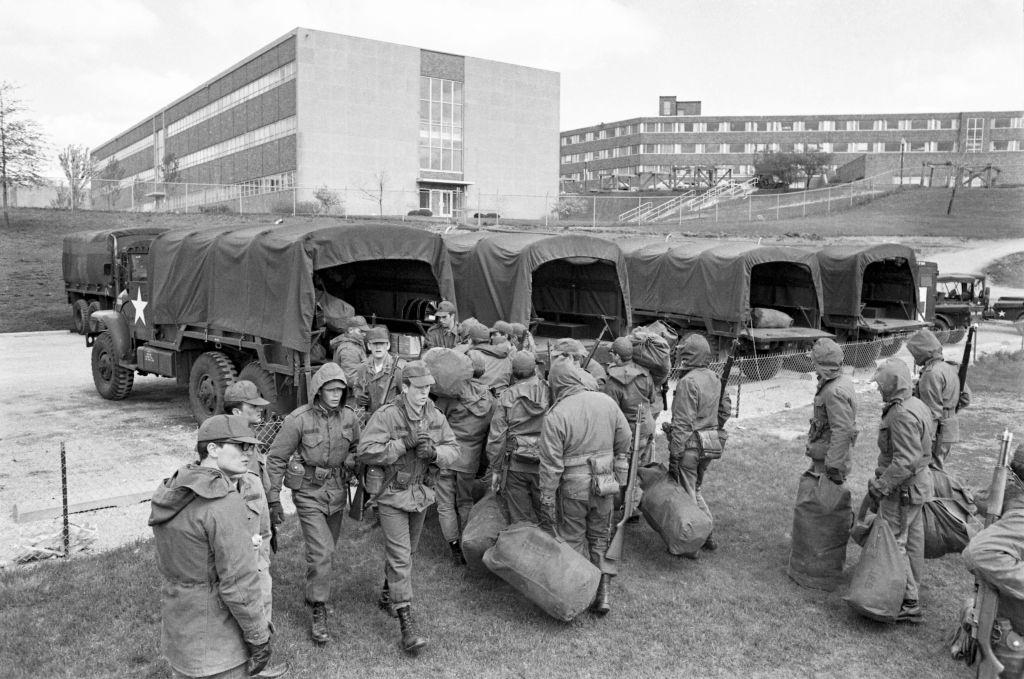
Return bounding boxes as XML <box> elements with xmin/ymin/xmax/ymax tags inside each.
<box><xmin>560</xmin><ymin>96</ymin><xmax>1024</xmax><ymax>189</ymax></box>
<box><xmin>90</xmin><ymin>28</ymin><xmax>560</xmax><ymax>219</ymax></box>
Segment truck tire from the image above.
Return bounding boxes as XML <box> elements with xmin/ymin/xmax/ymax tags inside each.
<box><xmin>842</xmin><ymin>341</ymin><xmax>882</xmax><ymax>368</ymax></box>
<box><xmin>238</xmin><ymin>363</ymin><xmax>293</xmax><ymax>420</ymax></box>
<box><xmin>739</xmin><ymin>353</ymin><xmax>782</xmax><ymax>381</ymax></box>
<box><xmin>932</xmin><ymin>318</ymin><xmax>951</xmax><ymax>344</ymax></box>
<box><xmin>87</xmin><ymin>301</ymin><xmax>103</xmax><ymax>333</ymax></box>
<box><xmin>91</xmin><ymin>331</ymin><xmax>135</xmax><ymax>399</ymax></box>
<box><xmin>73</xmin><ymin>299</ymin><xmax>90</xmax><ymax>334</ymax></box>
<box><xmin>189</xmin><ymin>351</ymin><xmax>238</xmax><ymax>424</ymax></box>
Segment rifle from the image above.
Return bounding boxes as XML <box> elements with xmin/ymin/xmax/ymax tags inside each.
<box><xmin>582</xmin><ymin>320</ymin><xmax>611</xmax><ymax>371</ymax></box>
<box><xmin>719</xmin><ymin>340</ymin><xmax>739</xmax><ymax>420</ymax></box>
<box><xmin>957</xmin><ymin>324</ymin><xmax>976</xmax><ymax>409</ymax></box>
<box><xmin>348</xmin><ymin>467</ymin><xmax>366</xmax><ymax>520</ymax></box>
<box><xmin>604</xmin><ymin>402</ymin><xmax>645</xmax><ymax>566</ymax></box>
<box><xmin>972</xmin><ymin>429</ymin><xmax>1014</xmax><ymax>678</ymax></box>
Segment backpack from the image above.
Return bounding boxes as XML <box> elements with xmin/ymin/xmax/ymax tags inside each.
<box><xmin>629</xmin><ymin>329</ymin><xmax>672</xmax><ymax>386</ymax></box>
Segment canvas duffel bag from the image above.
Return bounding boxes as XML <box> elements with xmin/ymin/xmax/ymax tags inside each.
<box><xmin>421</xmin><ymin>347</ymin><xmax>472</xmax><ymax>398</ymax></box>
<box><xmin>639</xmin><ymin>472</ymin><xmax>712</xmax><ymax>558</ymax></box>
<box><xmin>461</xmin><ymin>491</ymin><xmax>509</xmax><ymax>574</ymax></box>
<box><xmin>482</xmin><ymin>522</ymin><xmax>600</xmax><ymax>622</ymax></box>
<box><xmin>751</xmin><ymin>308</ymin><xmax>794</xmax><ymax>329</ymax></box>
<box><xmin>843</xmin><ymin>515</ymin><xmax>907</xmax><ymax>622</ymax></box>
<box><xmin>787</xmin><ymin>471</ymin><xmax>853</xmax><ymax>592</ymax></box>
<box><xmin>629</xmin><ymin>329</ymin><xmax>672</xmax><ymax>386</ymax></box>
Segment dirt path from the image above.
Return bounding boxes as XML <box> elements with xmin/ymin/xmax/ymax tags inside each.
<box><xmin>921</xmin><ymin>237</ymin><xmax>1024</xmax><ymax>299</ymax></box>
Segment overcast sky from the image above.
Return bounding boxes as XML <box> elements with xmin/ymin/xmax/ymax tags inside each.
<box><xmin>1</xmin><ymin>0</ymin><xmax>1021</xmax><ymax>174</ymax></box>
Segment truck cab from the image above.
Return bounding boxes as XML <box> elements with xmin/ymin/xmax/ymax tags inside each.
<box><xmin>933</xmin><ymin>273</ymin><xmax>988</xmax><ymax>343</ymax></box>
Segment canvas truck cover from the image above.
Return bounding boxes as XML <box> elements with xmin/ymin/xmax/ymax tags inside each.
<box><xmin>150</xmin><ymin>222</ymin><xmax>456</xmax><ymax>352</ymax></box>
<box><xmin>816</xmin><ymin>243</ymin><xmax>920</xmax><ymax>319</ymax></box>
<box><xmin>624</xmin><ymin>239</ymin><xmax>825</xmax><ymax>328</ymax></box>
<box><xmin>444</xmin><ymin>231</ymin><xmax>631</xmax><ymax>327</ymax></box>
<box><xmin>63</xmin><ymin>227</ymin><xmax>169</xmax><ymax>287</ymax></box>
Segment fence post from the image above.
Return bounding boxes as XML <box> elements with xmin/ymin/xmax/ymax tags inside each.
<box><xmin>715</xmin><ymin>200</ymin><xmax>718</xmax><ymax>222</ymax></box>
<box><xmin>849</xmin><ymin>182</ymin><xmax>854</xmax><ymax>207</ymax></box>
<box><xmin>748</xmin><ymin>195</ymin><xmax>752</xmax><ymax>221</ymax></box>
<box><xmin>776</xmin><ymin>193</ymin><xmax>780</xmax><ymax>220</ymax></box>
<box><xmin>292</xmin><ymin>187</ymin><xmax>296</xmax><ymax>216</ymax></box>
<box><xmin>592</xmin><ymin>195</ymin><xmax>597</xmax><ymax>228</ymax></box>
<box><xmin>827</xmin><ymin>187</ymin><xmax>831</xmax><ymax>214</ymax></box>
<box><xmin>239</xmin><ymin>187</ymin><xmax>243</xmax><ymax>214</ymax></box>
<box><xmin>545</xmin><ymin>192</ymin><xmax>549</xmax><ymax>227</ymax></box>
<box><xmin>184</xmin><ymin>183</ymin><xmax>188</xmax><ymax>214</ymax></box>
<box><xmin>60</xmin><ymin>441</ymin><xmax>69</xmax><ymax>556</ymax></box>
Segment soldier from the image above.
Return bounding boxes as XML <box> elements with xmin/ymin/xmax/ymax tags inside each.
<box><xmin>466</xmin><ymin>323</ymin><xmax>512</xmax><ymax>395</ymax></box>
<box><xmin>223</xmin><ymin>381</ymin><xmax>275</xmax><ymax>622</ymax></box>
<box><xmin>149</xmin><ymin>414</ymin><xmax>278</xmax><ymax>679</ymax></box>
<box><xmin>486</xmin><ymin>350</ymin><xmax>549</xmax><ymax>523</ymax></box>
<box><xmin>265</xmin><ymin>363</ymin><xmax>360</xmax><ymax>645</ymax></box>
<box><xmin>434</xmin><ymin>354</ymin><xmax>496</xmax><ymax>565</ymax></box>
<box><xmin>962</xmin><ymin>445</ymin><xmax>1024</xmax><ymax>651</ymax></box>
<box><xmin>602</xmin><ymin>337</ymin><xmax>660</xmax><ymax>469</ymax></box>
<box><xmin>509</xmin><ymin>322</ymin><xmax>536</xmax><ymax>353</ymax></box>
<box><xmin>538</xmin><ymin>358</ymin><xmax>632</xmax><ymax>615</ymax></box>
<box><xmin>550</xmin><ymin>337</ymin><xmax>607</xmax><ymax>389</ymax></box>
<box><xmin>666</xmin><ymin>334</ymin><xmax>731</xmax><ymax>551</ymax></box>
<box><xmin>354</xmin><ymin>326</ymin><xmax>405</xmax><ymax>416</ymax></box>
<box><xmin>331</xmin><ymin>315</ymin><xmax>369</xmax><ymax>388</ymax></box>
<box><xmin>804</xmin><ymin>338</ymin><xmax>858</xmax><ymax>485</ymax></box>
<box><xmin>424</xmin><ymin>300</ymin><xmax>459</xmax><ymax>350</ymax></box>
<box><xmin>355</xmin><ymin>361</ymin><xmax>460</xmax><ymax>654</ymax></box>
<box><xmin>866</xmin><ymin>358</ymin><xmax>935</xmax><ymax>623</ymax></box>
<box><xmin>489</xmin><ymin>320</ymin><xmax>514</xmax><ymax>351</ymax></box>
<box><xmin>905</xmin><ymin>328</ymin><xmax>970</xmax><ymax>470</ymax></box>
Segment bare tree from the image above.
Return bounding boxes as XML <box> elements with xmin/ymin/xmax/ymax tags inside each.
<box><xmin>358</xmin><ymin>170</ymin><xmax>388</xmax><ymax>217</ymax></box>
<box><xmin>58</xmin><ymin>144</ymin><xmax>94</xmax><ymax>210</ymax></box>
<box><xmin>0</xmin><ymin>81</ymin><xmax>47</xmax><ymax>227</ymax></box>
<box><xmin>313</xmin><ymin>184</ymin><xmax>341</xmax><ymax>215</ymax></box>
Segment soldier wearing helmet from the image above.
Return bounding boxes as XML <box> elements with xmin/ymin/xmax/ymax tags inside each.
<box><xmin>603</xmin><ymin>337</ymin><xmax>660</xmax><ymax>469</ymax></box>
<box><xmin>266</xmin><ymin>363</ymin><xmax>361</xmax><ymax>646</ymax></box>
<box><xmin>906</xmin><ymin>328</ymin><xmax>970</xmax><ymax>470</ymax></box>
<box><xmin>466</xmin><ymin>322</ymin><xmax>512</xmax><ymax>395</ymax></box>
<box><xmin>550</xmin><ymin>337</ymin><xmax>607</xmax><ymax>389</ymax></box>
<box><xmin>353</xmin><ymin>325</ymin><xmax>405</xmax><ymax>417</ymax></box>
<box><xmin>805</xmin><ymin>338</ymin><xmax>858</xmax><ymax>485</ymax></box>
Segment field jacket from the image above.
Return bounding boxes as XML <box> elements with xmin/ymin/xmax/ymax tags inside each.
<box><xmin>435</xmin><ymin>379</ymin><xmax>495</xmax><ymax>474</ymax></box>
<box><xmin>963</xmin><ymin>492</ymin><xmax>1024</xmax><ymax>633</ymax></box>
<box><xmin>873</xmin><ymin>362</ymin><xmax>934</xmax><ymax>502</ymax></box>
<box><xmin>806</xmin><ymin>372</ymin><xmax>858</xmax><ymax>475</ymax></box>
<box><xmin>485</xmin><ymin>375</ymin><xmax>549</xmax><ymax>474</ymax></box>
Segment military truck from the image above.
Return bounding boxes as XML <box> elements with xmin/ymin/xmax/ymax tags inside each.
<box><xmin>86</xmin><ymin>222</ymin><xmax>457</xmax><ymax>423</ymax></box>
<box><xmin>62</xmin><ymin>227</ymin><xmax>169</xmax><ymax>334</ymax></box>
<box><xmin>931</xmin><ymin>271</ymin><xmax>989</xmax><ymax>343</ymax></box>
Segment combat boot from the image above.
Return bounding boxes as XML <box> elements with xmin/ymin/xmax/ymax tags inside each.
<box><xmin>897</xmin><ymin>599</ymin><xmax>923</xmax><ymax>623</ymax></box>
<box><xmin>591</xmin><ymin>574</ymin><xmax>611</xmax><ymax>616</ymax></box>
<box><xmin>449</xmin><ymin>539</ymin><xmax>466</xmax><ymax>566</ymax></box>
<box><xmin>396</xmin><ymin>605</ymin><xmax>427</xmax><ymax>654</ymax></box>
<box><xmin>253</xmin><ymin>660</ymin><xmax>290</xmax><ymax>678</ymax></box>
<box><xmin>702</xmin><ymin>532</ymin><xmax>718</xmax><ymax>551</ymax></box>
<box><xmin>308</xmin><ymin>601</ymin><xmax>329</xmax><ymax>644</ymax></box>
<box><xmin>378</xmin><ymin>579</ymin><xmax>397</xmax><ymax>618</ymax></box>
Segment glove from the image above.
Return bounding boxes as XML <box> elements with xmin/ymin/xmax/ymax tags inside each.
<box><xmin>246</xmin><ymin>639</ymin><xmax>272</xmax><ymax>676</ymax></box>
<box><xmin>613</xmin><ymin>456</ymin><xmax>630</xmax><ymax>486</ymax></box>
<box><xmin>416</xmin><ymin>437</ymin><xmax>437</xmax><ymax>462</ymax></box>
<box><xmin>268</xmin><ymin>501</ymin><xmax>285</xmax><ymax>526</ymax></box>
<box><xmin>356</xmin><ymin>392</ymin><xmax>371</xmax><ymax>409</ymax></box>
<box><xmin>269</xmin><ymin>522</ymin><xmax>279</xmax><ymax>553</ymax></box>
<box><xmin>343</xmin><ymin>455</ymin><xmax>357</xmax><ymax>471</ymax></box>
<box><xmin>538</xmin><ymin>496</ymin><xmax>558</xmax><ymax>536</ymax></box>
<box><xmin>824</xmin><ymin>466</ymin><xmax>845</xmax><ymax>485</ymax></box>
<box><xmin>402</xmin><ymin>431</ymin><xmax>419</xmax><ymax>451</ymax></box>
<box><xmin>661</xmin><ymin>422</ymin><xmax>674</xmax><ymax>438</ymax></box>
<box><xmin>867</xmin><ymin>478</ymin><xmax>885</xmax><ymax>502</ymax></box>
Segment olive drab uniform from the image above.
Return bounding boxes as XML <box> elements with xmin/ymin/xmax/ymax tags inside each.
<box><xmin>425</xmin><ymin>324</ymin><xmax>458</xmax><ymax>350</ymax></box>
<box><xmin>239</xmin><ymin>473</ymin><xmax>273</xmax><ymax>621</ymax></box>
<box><xmin>603</xmin><ymin>360</ymin><xmax>660</xmax><ymax>468</ymax></box>
<box><xmin>434</xmin><ymin>378</ymin><xmax>495</xmax><ymax>546</ymax></box>
<box><xmin>805</xmin><ymin>345</ymin><xmax>858</xmax><ymax>482</ymax></box>
<box><xmin>668</xmin><ymin>334</ymin><xmax>731</xmax><ymax>520</ymax></box>
<box><xmin>906</xmin><ymin>329</ymin><xmax>970</xmax><ymax>470</ymax></box>
<box><xmin>468</xmin><ymin>342</ymin><xmax>513</xmax><ymax>395</ymax></box>
<box><xmin>871</xmin><ymin>359</ymin><xmax>935</xmax><ymax>612</ymax></box>
<box><xmin>266</xmin><ymin>363</ymin><xmax>361</xmax><ymax>605</ymax></box>
<box><xmin>539</xmin><ymin>359</ymin><xmax>631</xmax><ymax>573</ymax></box>
<box><xmin>354</xmin><ymin>353</ymin><xmax>405</xmax><ymax>416</ymax></box>
<box><xmin>485</xmin><ymin>373</ymin><xmax>549</xmax><ymax>523</ymax></box>
<box><xmin>355</xmin><ymin>395</ymin><xmax>459</xmax><ymax>612</ymax></box>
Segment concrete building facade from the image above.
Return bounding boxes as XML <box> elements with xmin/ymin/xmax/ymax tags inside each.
<box><xmin>91</xmin><ymin>28</ymin><xmax>559</xmax><ymax>219</ymax></box>
<box><xmin>560</xmin><ymin>96</ymin><xmax>1024</xmax><ymax>189</ymax></box>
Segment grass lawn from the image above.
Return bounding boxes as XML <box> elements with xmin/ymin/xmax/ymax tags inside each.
<box><xmin>3</xmin><ymin>353</ymin><xmax>1020</xmax><ymax>678</ymax></box>
<box><xmin>984</xmin><ymin>253</ymin><xmax>1024</xmax><ymax>288</ymax></box>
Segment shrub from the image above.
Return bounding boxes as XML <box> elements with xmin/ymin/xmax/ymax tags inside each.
<box><xmin>407</xmin><ymin>208</ymin><xmax>433</xmax><ymax>217</ymax></box>
<box><xmin>552</xmin><ymin>197</ymin><xmax>588</xmax><ymax>218</ymax></box>
<box><xmin>198</xmin><ymin>203</ymin><xmax>232</xmax><ymax>214</ymax></box>
<box><xmin>473</xmin><ymin>212</ymin><xmax>500</xmax><ymax>219</ymax></box>
<box><xmin>294</xmin><ymin>201</ymin><xmax>320</xmax><ymax>215</ymax></box>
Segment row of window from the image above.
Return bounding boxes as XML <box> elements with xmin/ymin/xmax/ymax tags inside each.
<box><xmin>167</xmin><ymin>62</ymin><xmax>297</xmax><ymax>137</ymax></box>
<box><xmin>164</xmin><ymin>171</ymin><xmax>296</xmax><ymax>210</ymax></box>
<box><xmin>100</xmin><ymin>137</ymin><xmax>153</xmax><ymax>166</ymax></box>
<box><xmin>562</xmin><ymin>139</ymin><xmax>1020</xmax><ymax>163</ymax></box>
<box><xmin>561</xmin><ymin>116</ymin><xmax>1023</xmax><ymax>145</ymax></box>
<box><xmin>177</xmin><ymin>117</ymin><xmax>297</xmax><ymax>170</ymax></box>
<box><xmin>419</xmin><ymin>76</ymin><xmax>463</xmax><ymax>173</ymax></box>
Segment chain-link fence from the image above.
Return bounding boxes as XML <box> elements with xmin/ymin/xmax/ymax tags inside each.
<box><xmin>23</xmin><ymin>170</ymin><xmax>902</xmax><ymax>228</ymax></box>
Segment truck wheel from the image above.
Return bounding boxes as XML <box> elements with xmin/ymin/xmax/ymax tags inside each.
<box><xmin>91</xmin><ymin>331</ymin><xmax>135</xmax><ymax>399</ymax></box>
<box><xmin>946</xmin><ymin>328</ymin><xmax>966</xmax><ymax>344</ymax></box>
<box><xmin>878</xmin><ymin>336</ymin><xmax>904</xmax><ymax>357</ymax></box>
<box><xmin>933</xmin><ymin>318</ymin><xmax>951</xmax><ymax>344</ymax></box>
<box><xmin>842</xmin><ymin>341</ymin><xmax>882</xmax><ymax>368</ymax></box>
<box><xmin>87</xmin><ymin>301</ymin><xmax>103</xmax><ymax>333</ymax></box>
<box><xmin>739</xmin><ymin>353</ymin><xmax>782</xmax><ymax>381</ymax></box>
<box><xmin>72</xmin><ymin>299</ymin><xmax>90</xmax><ymax>334</ymax></box>
<box><xmin>238</xmin><ymin>363</ymin><xmax>294</xmax><ymax>420</ymax></box>
<box><xmin>189</xmin><ymin>351</ymin><xmax>238</xmax><ymax>424</ymax></box>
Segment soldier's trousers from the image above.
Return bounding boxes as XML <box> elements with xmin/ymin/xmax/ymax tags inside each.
<box><xmin>878</xmin><ymin>496</ymin><xmax>924</xmax><ymax>602</ymax></box>
<box><xmin>292</xmin><ymin>490</ymin><xmax>344</xmax><ymax>604</ymax></box>
<box><xmin>930</xmin><ymin>442</ymin><xmax>954</xmax><ymax>471</ymax></box>
<box><xmin>557</xmin><ymin>474</ymin><xmax>615</xmax><ymax>575</ymax></box>
<box><xmin>504</xmin><ymin>470</ymin><xmax>541</xmax><ymax>524</ymax></box>
<box><xmin>670</xmin><ymin>448</ymin><xmax>713</xmax><ymax>521</ymax></box>
<box><xmin>435</xmin><ymin>469</ymin><xmax>476</xmax><ymax>542</ymax></box>
<box><xmin>378</xmin><ymin>503</ymin><xmax>427</xmax><ymax>610</ymax></box>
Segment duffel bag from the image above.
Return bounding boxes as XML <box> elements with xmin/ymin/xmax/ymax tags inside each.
<box><xmin>482</xmin><ymin>522</ymin><xmax>601</xmax><ymax>622</ymax></box>
<box><xmin>461</xmin><ymin>492</ymin><xmax>509</xmax><ymax>574</ymax></box>
<box><xmin>629</xmin><ymin>330</ymin><xmax>672</xmax><ymax>386</ymax></box>
<box><xmin>843</xmin><ymin>516</ymin><xmax>907</xmax><ymax>622</ymax></box>
<box><xmin>787</xmin><ymin>471</ymin><xmax>853</xmax><ymax>592</ymax></box>
<box><xmin>639</xmin><ymin>474</ymin><xmax>712</xmax><ymax>558</ymax></box>
<box><xmin>421</xmin><ymin>347</ymin><xmax>472</xmax><ymax>398</ymax></box>
<box><xmin>923</xmin><ymin>498</ymin><xmax>981</xmax><ymax>559</ymax></box>
<box><xmin>751</xmin><ymin>307</ymin><xmax>794</xmax><ymax>329</ymax></box>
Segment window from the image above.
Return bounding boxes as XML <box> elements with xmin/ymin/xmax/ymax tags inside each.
<box><xmin>717</xmin><ymin>122</ymin><xmax>733</xmax><ymax>132</ymax></box>
<box><xmin>678</xmin><ymin>143</ymin><xmax>695</xmax><ymax>153</ymax></box>
<box><xmin>909</xmin><ymin>119</ymin><xmax>927</xmax><ymax>130</ymax></box>
<box><xmin>704</xmin><ymin>143</ymin><xmax>722</xmax><ymax>153</ymax></box>
<box><xmin>991</xmin><ymin>140</ymin><xmax>1012</xmax><ymax>151</ymax></box>
<box><xmin>850</xmin><ymin>142</ymin><xmax>869</xmax><ymax>152</ymax></box>
<box><xmin>747</xmin><ymin>121</ymin><xmax>768</xmax><ymax>132</ymax></box>
<box><xmin>937</xmin><ymin>119</ymin><xmax>958</xmax><ymax>130</ymax></box>
<box><xmin>598</xmin><ymin>129</ymin><xmax>608</xmax><ymax>140</ymax></box>
<box><xmin>176</xmin><ymin>117</ymin><xmax>296</xmax><ymax>170</ymax></box>
<box><xmin>820</xmin><ymin>120</ymin><xmax>835</xmax><ymax>131</ymax></box>
<box><xmin>966</xmin><ymin>117</ymin><xmax>984</xmax><ymax>152</ymax></box>
<box><xmin>561</xmin><ymin>137</ymin><xmax>569</xmax><ymax>147</ymax></box>
<box><xmin>935</xmin><ymin>141</ymin><xmax>954</xmax><ymax>152</ymax></box>
<box><xmin>881</xmin><ymin>141</ymin><xmax>902</xmax><ymax>152</ymax></box>
<box><xmin>778</xmin><ymin>121</ymin><xmax>795</xmax><ymax>131</ymax></box>
<box><xmin>419</xmin><ymin>76</ymin><xmax>464</xmax><ymax>172</ymax></box>
<box><xmin>884</xmin><ymin>118</ymin><xmax>900</xmax><ymax>130</ymax></box>
<box><xmin>725</xmin><ymin>143</ymin><xmax>745</xmax><ymax>153</ymax></box>
<box><xmin>804</xmin><ymin>121</ymin><xmax>820</xmax><ymax>131</ymax></box>
<box><xmin>907</xmin><ymin>141</ymin><xmax>927</xmax><ymax>152</ymax></box>
<box><xmin>833</xmin><ymin>142</ymin><xmax>849</xmax><ymax>152</ymax></box>
<box><xmin>991</xmin><ymin>117</ymin><xmax>1013</xmax><ymax>129</ymax></box>
<box><xmin>585</xmin><ymin>132</ymin><xmax>594</xmax><ymax>142</ymax></box>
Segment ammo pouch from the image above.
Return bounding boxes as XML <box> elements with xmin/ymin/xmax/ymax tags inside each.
<box><xmin>694</xmin><ymin>429</ymin><xmax>724</xmax><ymax>461</ymax></box>
<box><xmin>284</xmin><ymin>455</ymin><xmax>305</xmax><ymax>490</ymax></box>
<box><xmin>589</xmin><ymin>456</ymin><xmax>618</xmax><ymax>497</ymax></box>
<box><xmin>993</xmin><ymin>618</ymin><xmax>1024</xmax><ymax>678</ymax></box>
<box><xmin>364</xmin><ymin>465</ymin><xmax>385</xmax><ymax>496</ymax></box>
